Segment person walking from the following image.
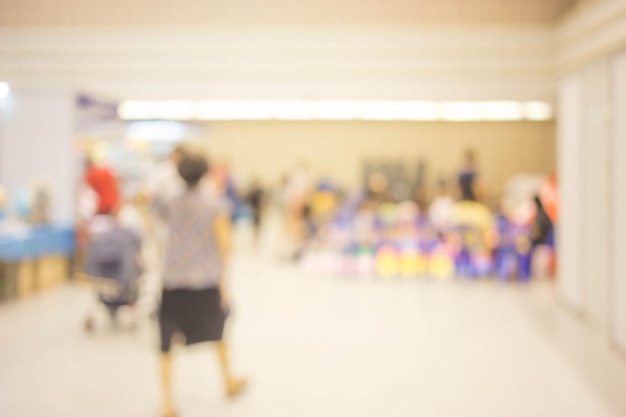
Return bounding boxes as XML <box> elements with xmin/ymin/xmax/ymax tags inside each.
<box><xmin>457</xmin><ymin>149</ymin><xmax>483</xmax><ymax>202</ymax></box>
<box><xmin>84</xmin><ymin>157</ymin><xmax>120</xmax><ymax>215</ymax></box>
<box><xmin>154</xmin><ymin>153</ymin><xmax>247</xmax><ymax>417</ymax></box>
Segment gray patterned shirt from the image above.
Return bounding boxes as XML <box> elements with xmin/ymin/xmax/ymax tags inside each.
<box><xmin>157</xmin><ymin>188</ymin><xmax>230</xmax><ymax>290</ymax></box>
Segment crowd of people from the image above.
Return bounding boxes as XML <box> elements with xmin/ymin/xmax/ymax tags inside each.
<box><xmin>269</xmin><ymin>151</ymin><xmax>558</xmax><ymax>282</ymax></box>
<box><xmin>72</xmin><ymin>145</ymin><xmax>557</xmax><ymax>416</ymax></box>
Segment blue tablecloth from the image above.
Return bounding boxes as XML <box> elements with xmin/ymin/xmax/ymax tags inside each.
<box><xmin>0</xmin><ymin>226</ymin><xmax>75</xmax><ymax>261</ymax></box>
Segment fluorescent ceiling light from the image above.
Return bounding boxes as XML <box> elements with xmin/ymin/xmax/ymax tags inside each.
<box><xmin>480</xmin><ymin>101</ymin><xmax>524</xmax><ymax>121</ymax></box>
<box><xmin>0</xmin><ymin>82</ymin><xmax>9</xmax><ymax>99</ymax></box>
<box><xmin>358</xmin><ymin>101</ymin><xmax>440</xmax><ymax>121</ymax></box>
<box><xmin>117</xmin><ymin>100</ymin><xmax>554</xmax><ymax>122</ymax></box>
<box><xmin>119</xmin><ymin>100</ymin><xmax>195</xmax><ymax>120</ymax></box>
<box><xmin>358</xmin><ymin>101</ymin><xmax>400</xmax><ymax>120</ymax></box>
<box><xmin>126</xmin><ymin>120</ymin><xmax>188</xmax><ymax>142</ymax></box>
<box><xmin>276</xmin><ymin>101</ymin><xmax>317</xmax><ymax>120</ymax></box>
<box><xmin>198</xmin><ymin>100</ymin><xmax>275</xmax><ymax>120</ymax></box>
<box><xmin>316</xmin><ymin>100</ymin><xmax>359</xmax><ymax>120</ymax></box>
<box><xmin>441</xmin><ymin>102</ymin><xmax>482</xmax><ymax>121</ymax></box>
<box><xmin>524</xmin><ymin>101</ymin><xmax>553</xmax><ymax>121</ymax></box>
<box><xmin>153</xmin><ymin>101</ymin><xmax>195</xmax><ymax>120</ymax></box>
<box><xmin>442</xmin><ymin>101</ymin><xmax>523</xmax><ymax>121</ymax></box>
<box><xmin>400</xmin><ymin>101</ymin><xmax>440</xmax><ymax>121</ymax></box>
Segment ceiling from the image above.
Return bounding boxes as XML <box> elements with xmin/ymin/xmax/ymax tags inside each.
<box><xmin>0</xmin><ymin>0</ymin><xmax>580</xmax><ymax>27</ymax></box>
<box><xmin>0</xmin><ymin>27</ymin><xmax>557</xmax><ymax>101</ymax></box>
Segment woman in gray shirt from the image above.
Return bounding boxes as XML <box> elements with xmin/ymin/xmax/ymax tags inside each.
<box><xmin>156</xmin><ymin>154</ymin><xmax>246</xmax><ymax>417</ymax></box>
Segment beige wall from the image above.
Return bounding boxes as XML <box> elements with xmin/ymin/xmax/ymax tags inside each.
<box><xmin>202</xmin><ymin>120</ymin><xmax>556</xmax><ymax>197</ymax></box>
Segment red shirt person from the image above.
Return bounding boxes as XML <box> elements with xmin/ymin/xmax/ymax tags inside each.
<box><xmin>84</xmin><ymin>159</ymin><xmax>120</xmax><ymax>214</ymax></box>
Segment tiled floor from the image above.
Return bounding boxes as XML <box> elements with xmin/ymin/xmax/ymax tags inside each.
<box><xmin>1</xmin><ymin>254</ymin><xmax>625</xmax><ymax>417</ymax></box>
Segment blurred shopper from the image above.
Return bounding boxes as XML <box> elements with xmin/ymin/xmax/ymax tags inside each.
<box><xmin>146</xmin><ymin>146</ymin><xmax>186</xmax><ymax>259</ymax></box>
<box><xmin>453</xmin><ymin>198</ymin><xmax>496</xmax><ymax>255</ymax></box>
<box><xmin>80</xmin><ymin>157</ymin><xmax>120</xmax><ymax>278</ymax></box>
<box><xmin>367</xmin><ymin>171</ymin><xmax>390</xmax><ymax>205</ymax></box>
<box><xmin>429</xmin><ymin>179</ymin><xmax>455</xmax><ymax>235</ymax></box>
<box><xmin>285</xmin><ymin>163</ymin><xmax>313</xmax><ymax>260</ymax></box>
<box><xmin>539</xmin><ymin>174</ymin><xmax>558</xmax><ymax>277</ymax></box>
<box><xmin>266</xmin><ymin>175</ymin><xmax>292</xmax><ymax>259</ymax></box>
<box><xmin>77</xmin><ymin>181</ymin><xmax>98</xmax><ymax>222</ymax></box>
<box><xmin>453</xmin><ymin>199</ymin><xmax>494</xmax><ymax>232</ymax></box>
<box><xmin>245</xmin><ymin>179</ymin><xmax>265</xmax><ymax>246</ymax></box>
<box><xmin>75</xmin><ymin>180</ymin><xmax>100</xmax><ymax>275</ymax></box>
<box><xmin>540</xmin><ymin>173</ymin><xmax>558</xmax><ymax>224</ymax></box>
<box><xmin>117</xmin><ymin>191</ymin><xmax>148</xmax><ymax>239</ymax></box>
<box><xmin>310</xmin><ymin>178</ymin><xmax>339</xmax><ymax>222</ymax></box>
<box><xmin>286</xmin><ymin>162</ymin><xmax>313</xmax><ymax>216</ymax></box>
<box><xmin>413</xmin><ymin>159</ymin><xmax>429</xmax><ymax>208</ymax></box>
<box><xmin>211</xmin><ymin>162</ymin><xmax>242</xmax><ymax>221</ymax></box>
<box><xmin>530</xmin><ymin>195</ymin><xmax>554</xmax><ymax>247</ymax></box>
<box><xmin>148</xmin><ymin>146</ymin><xmax>186</xmax><ymax>207</ymax></box>
<box><xmin>84</xmin><ymin>157</ymin><xmax>120</xmax><ymax>215</ymax></box>
<box><xmin>154</xmin><ymin>154</ymin><xmax>246</xmax><ymax>417</ymax></box>
<box><xmin>458</xmin><ymin>149</ymin><xmax>483</xmax><ymax>202</ymax></box>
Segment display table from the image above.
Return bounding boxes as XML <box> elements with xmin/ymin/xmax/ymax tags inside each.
<box><xmin>0</xmin><ymin>226</ymin><xmax>75</xmax><ymax>300</ymax></box>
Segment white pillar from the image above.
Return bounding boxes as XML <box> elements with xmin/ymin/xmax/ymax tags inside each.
<box><xmin>611</xmin><ymin>50</ymin><xmax>626</xmax><ymax>351</ymax></box>
<box><xmin>557</xmin><ymin>75</ymin><xmax>585</xmax><ymax>311</ymax></box>
<box><xmin>0</xmin><ymin>91</ymin><xmax>76</xmax><ymax>223</ymax></box>
<box><xmin>582</xmin><ymin>59</ymin><xmax>611</xmax><ymax>326</ymax></box>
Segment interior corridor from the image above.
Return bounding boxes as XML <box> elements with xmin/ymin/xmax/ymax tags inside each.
<box><xmin>1</xmin><ymin>253</ymin><xmax>625</xmax><ymax>417</ymax></box>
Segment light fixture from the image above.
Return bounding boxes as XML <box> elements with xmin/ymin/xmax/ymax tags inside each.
<box><xmin>126</xmin><ymin>120</ymin><xmax>189</xmax><ymax>142</ymax></box>
<box><xmin>316</xmin><ymin>101</ymin><xmax>359</xmax><ymax>120</ymax></box>
<box><xmin>118</xmin><ymin>100</ymin><xmax>195</xmax><ymax>120</ymax></box>
<box><xmin>441</xmin><ymin>102</ymin><xmax>482</xmax><ymax>121</ymax></box>
<box><xmin>0</xmin><ymin>82</ymin><xmax>9</xmax><ymax>99</ymax></box>
<box><xmin>117</xmin><ymin>100</ymin><xmax>554</xmax><ymax>121</ymax></box>
<box><xmin>275</xmin><ymin>101</ymin><xmax>317</xmax><ymax>120</ymax></box>
<box><xmin>358</xmin><ymin>101</ymin><xmax>440</xmax><ymax>121</ymax></box>
<box><xmin>441</xmin><ymin>101</ymin><xmax>524</xmax><ymax>121</ymax></box>
<box><xmin>480</xmin><ymin>101</ymin><xmax>524</xmax><ymax>121</ymax></box>
<box><xmin>400</xmin><ymin>101</ymin><xmax>441</xmax><ymax>121</ymax></box>
<box><xmin>197</xmin><ymin>100</ymin><xmax>275</xmax><ymax>120</ymax></box>
<box><xmin>524</xmin><ymin>101</ymin><xmax>553</xmax><ymax>121</ymax></box>
<box><xmin>358</xmin><ymin>101</ymin><xmax>400</xmax><ymax>120</ymax></box>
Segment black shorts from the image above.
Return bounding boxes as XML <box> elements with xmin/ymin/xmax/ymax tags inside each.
<box><xmin>159</xmin><ymin>288</ymin><xmax>227</xmax><ymax>353</ymax></box>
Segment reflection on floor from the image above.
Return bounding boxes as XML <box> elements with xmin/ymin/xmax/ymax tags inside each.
<box><xmin>0</xmin><ymin>254</ymin><xmax>625</xmax><ymax>417</ymax></box>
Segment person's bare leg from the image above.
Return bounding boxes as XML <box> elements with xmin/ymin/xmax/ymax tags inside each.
<box><xmin>215</xmin><ymin>341</ymin><xmax>247</xmax><ymax>397</ymax></box>
<box><xmin>160</xmin><ymin>353</ymin><xmax>176</xmax><ymax>417</ymax></box>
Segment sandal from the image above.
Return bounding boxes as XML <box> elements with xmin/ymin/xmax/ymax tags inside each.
<box><xmin>226</xmin><ymin>378</ymin><xmax>248</xmax><ymax>398</ymax></box>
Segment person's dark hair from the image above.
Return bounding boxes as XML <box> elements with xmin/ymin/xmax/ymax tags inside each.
<box><xmin>178</xmin><ymin>154</ymin><xmax>209</xmax><ymax>189</ymax></box>
<box><xmin>533</xmin><ymin>194</ymin><xmax>544</xmax><ymax>210</ymax></box>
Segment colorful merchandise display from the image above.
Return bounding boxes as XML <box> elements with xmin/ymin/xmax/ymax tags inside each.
<box><xmin>302</xmin><ymin>195</ymin><xmax>551</xmax><ymax>282</ymax></box>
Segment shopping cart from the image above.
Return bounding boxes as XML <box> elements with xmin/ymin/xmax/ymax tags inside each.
<box><xmin>82</xmin><ymin>219</ymin><xmax>143</xmax><ymax>331</ymax></box>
